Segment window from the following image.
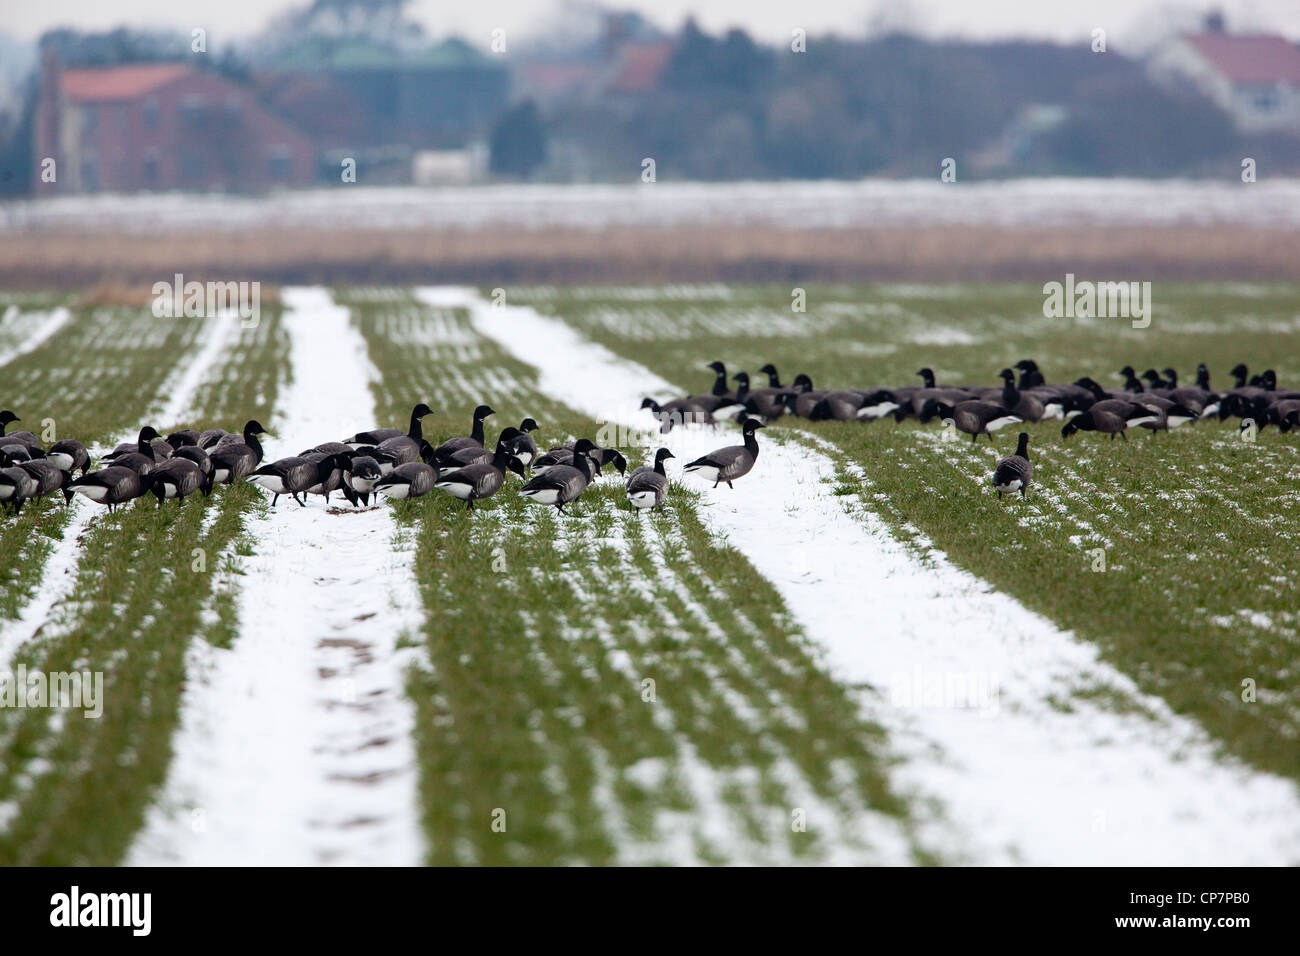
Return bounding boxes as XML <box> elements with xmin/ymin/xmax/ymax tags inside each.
<box><xmin>143</xmin><ymin>152</ymin><xmax>160</xmax><ymax>185</ymax></box>
<box><xmin>1248</xmin><ymin>87</ymin><xmax>1279</xmax><ymax>113</ymax></box>
<box><xmin>180</xmin><ymin>151</ymin><xmax>205</xmax><ymax>182</ymax></box>
<box><xmin>144</xmin><ymin>98</ymin><xmax>160</xmax><ymax>130</ymax></box>
<box><xmin>80</xmin><ymin>157</ymin><xmax>99</xmax><ymax>192</ymax></box>
<box><xmin>179</xmin><ymin>94</ymin><xmax>206</xmax><ymax>128</ymax></box>
<box><xmin>268</xmin><ymin>146</ymin><xmax>292</xmax><ymax>180</ymax></box>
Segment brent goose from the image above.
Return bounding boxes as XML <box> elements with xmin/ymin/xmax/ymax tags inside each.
<box><xmin>69</xmin><ymin>465</ymin><xmax>145</xmax><ymax>512</ymax></box>
<box><xmin>147</xmin><ymin>457</ymin><xmax>205</xmax><ymax>505</ymax></box>
<box><xmin>520</xmin><ymin>438</ymin><xmax>596</xmax><ymax>512</ymax></box>
<box><xmin>920</xmin><ymin>399</ymin><xmax>1021</xmax><ymax>442</ymax></box>
<box><xmin>208</xmin><ymin>420</ymin><xmax>267</xmax><ymax>484</ymax></box>
<box><xmin>433</xmin><ymin>404</ymin><xmax>495</xmax><ymax>467</ymax></box>
<box><xmin>684</xmin><ymin>419</ymin><xmax>763</xmax><ymax>488</ymax></box>
<box><xmin>344</xmin><ymin>402</ymin><xmax>433</xmax><ymax>448</ymax></box>
<box><xmin>435</xmin><ymin>438</ymin><xmax>526</xmax><ymax>509</ymax></box>
<box><xmin>45</xmin><ymin>439</ymin><xmax>90</xmax><ymax>476</ymax></box>
<box><xmin>0</xmin><ymin>411</ymin><xmax>40</xmax><ymax>450</ymax></box>
<box><xmin>626</xmin><ymin>448</ymin><xmax>674</xmax><ymax>510</ymax></box>
<box><xmin>992</xmin><ymin>432</ymin><xmax>1032</xmax><ymax>499</ymax></box>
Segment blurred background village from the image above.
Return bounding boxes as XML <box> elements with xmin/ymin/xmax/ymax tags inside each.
<box><xmin>1</xmin><ymin>0</ymin><xmax>1299</xmax><ymax>285</ymax></box>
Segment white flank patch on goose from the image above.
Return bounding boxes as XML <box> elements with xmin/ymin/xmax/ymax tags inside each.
<box><xmin>129</xmin><ymin>288</ymin><xmax>424</xmax><ymax>866</ymax></box>
<box><xmin>0</xmin><ymin>307</ymin><xmax>71</xmax><ymax>370</ymax></box>
<box><xmin>0</xmin><ymin>313</ymin><xmax>239</xmax><ymax>672</ymax></box>
<box><xmin>427</xmin><ymin>285</ymin><xmax>1300</xmax><ymax>866</ymax></box>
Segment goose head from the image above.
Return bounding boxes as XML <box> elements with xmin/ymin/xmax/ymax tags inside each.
<box><xmin>412</xmin><ymin>402</ymin><xmax>434</xmax><ymax>419</ymax></box>
<box><xmin>1014</xmin><ymin>432</ymin><xmax>1030</xmax><ymax>456</ymax></box>
<box><xmin>497</xmin><ymin>426</ymin><xmax>522</xmax><ymax>445</ymax></box>
<box><xmin>243</xmin><ymin>419</ymin><xmax>269</xmax><ymax>439</ymax></box>
<box><xmin>1074</xmin><ymin>377</ymin><xmax>1107</xmax><ymax>400</ymax></box>
<box><xmin>1141</xmin><ymin>368</ymin><xmax>1162</xmax><ymax>386</ymax></box>
<box><xmin>998</xmin><ymin>368</ymin><xmax>1015</xmax><ymax>383</ymax></box>
<box><xmin>916</xmin><ymin>367</ymin><xmax>936</xmax><ymax>388</ymax></box>
<box><xmin>474</xmin><ymin>404</ymin><xmax>495</xmax><ymax>422</ymax></box>
<box><xmin>505</xmin><ymin>455</ymin><xmax>527</xmax><ymax>479</ymax></box>
<box><xmin>640</xmin><ymin>397</ymin><xmax>661</xmax><ymax>412</ymax></box>
<box><xmin>654</xmin><ymin>448</ymin><xmax>675</xmax><ymax>465</ymax></box>
<box><xmin>918</xmin><ymin>399</ymin><xmax>951</xmax><ymax>424</ymax></box>
<box><xmin>1013</xmin><ymin>359</ymin><xmax>1039</xmax><ymax>372</ymax></box>
<box><xmin>350</xmin><ymin>456</ymin><xmax>382</xmax><ymax>481</ymax></box>
<box><xmin>1061</xmin><ymin>416</ymin><xmax>1084</xmax><ymax>439</ymax></box>
<box><xmin>1162</xmin><ymin>368</ymin><xmax>1179</xmax><ymax>388</ymax></box>
<box><xmin>732</xmin><ymin>371</ymin><xmax>750</xmax><ymax>386</ymax></box>
<box><xmin>1230</xmin><ymin>363</ymin><xmax>1249</xmax><ymax>386</ymax></box>
<box><xmin>519</xmin><ymin>417</ymin><xmax>539</xmax><ymax>433</ymax></box>
<box><xmin>572</xmin><ymin>438</ymin><xmax>597</xmax><ymax>457</ymax></box>
<box><xmin>418</xmin><ymin>439</ymin><xmax>438</xmax><ymax>463</ymax></box>
<box><xmin>601</xmin><ymin>449</ymin><xmax>628</xmax><ymax>476</ymax></box>
<box><xmin>791</xmin><ymin>374</ymin><xmax>813</xmax><ymax>392</ymax></box>
<box><xmin>1261</xmin><ymin>369</ymin><xmax>1277</xmax><ymax>391</ymax></box>
<box><xmin>741</xmin><ymin>419</ymin><xmax>765</xmax><ymax>435</ymax></box>
<box><xmin>1196</xmin><ymin>363</ymin><xmax>1210</xmax><ymax>387</ymax></box>
<box><xmin>706</xmin><ymin>361</ymin><xmax>726</xmax><ymax>374</ymax></box>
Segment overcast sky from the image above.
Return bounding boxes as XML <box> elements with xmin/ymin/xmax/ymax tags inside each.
<box><xmin>7</xmin><ymin>0</ymin><xmax>1300</xmax><ymax>48</ymax></box>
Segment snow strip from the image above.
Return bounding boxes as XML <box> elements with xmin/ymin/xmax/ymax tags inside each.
<box><xmin>0</xmin><ymin>313</ymin><xmax>240</xmax><ymax>672</ymax></box>
<box><xmin>129</xmin><ymin>288</ymin><xmax>424</xmax><ymax>866</ymax></box>
<box><xmin>0</xmin><ymin>307</ymin><xmax>71</xmax><ymax>369</ymax></box>
<box><xmin>423</xmin><ymin>286</ymin><xmax>1300</xmax><ymax>866</ymax></box>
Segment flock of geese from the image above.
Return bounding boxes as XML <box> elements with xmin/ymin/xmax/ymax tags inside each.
<box><xmin>0</xmin><ymin>403</ymin><xmax>763</xmax><ymax>517</ymax></box>
<box><xmin>1</xmin><ymin>360</ymin><xmax>1291</xmax><ymax>516</ymax></box>
<box><xmin>639</xmin><ymin>359</ymin><xmax>1299</xmax><ymax>500</ymax></box>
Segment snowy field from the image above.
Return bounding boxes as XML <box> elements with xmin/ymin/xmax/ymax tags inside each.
<box><xmin>1</xmin><ymin>283</ymin><xmax>1297</xmax><ymax>865</ymax></box>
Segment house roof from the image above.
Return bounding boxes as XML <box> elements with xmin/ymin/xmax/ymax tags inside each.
<box><xmin>609</xmin><ymin>42</ymin><xmax>674</xmax><ymax>92</ymax></box>
<box><xmin>1184</xmin><ymin>33</ymin><xmax>1300</xmax><ymax>86</ymax></box>
<box><xmin>61</xmin><ymin>63</ymin><xmax>191</xmax><ymax>103</ymax></box>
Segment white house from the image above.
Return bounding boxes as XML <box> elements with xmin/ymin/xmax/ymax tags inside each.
<box><xmin>1148</xmin><ymin>29</ymin><xmax>1300</xmax><ymax>134</ymax></box>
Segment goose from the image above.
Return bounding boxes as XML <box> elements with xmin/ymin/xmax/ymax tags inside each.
<box><xmin>732</xmin><ymin>372</ymin><xmax>791</xmax><ymax>421</ymax></box>
<box><xmin>248</xmin><ymin>452</ymin><xmax>346</xmax><ymax>507</ymax></box>
<box><xmin>520</xmin><ymin>438</ymin><xmax>596</xmax><ymax>512</ymax></box>
<box><xmin>441</xmin><ymin>427</ymin><xmax>521</xmax><ymax>469</ymax></box>
<box><xmin>992</xmin><ymin>432</ymin><xmax>1032</xmax><ymax>500</ymax></box>
<box><xmin>46</xmin><ymin>438</ymin><xmax>89</xmax><ymax>475</ymax></box>
<box><xmin>435</xmin><ymin>439</ymin><xmax>526</xmax><ymax>509</ymax></box>
<box><xmin>506</xmin><ymin>418</ymin><xmax>541</xmax><ymax>465</ymax></box>
<box><xmin>641</xmin><ymin>396</ymin><xmax>714</xmax><ymax>432</ymax></box>
<box><xmin>363</xmin><ymin>404</ymin><xmax>434</xmax><ymax>470</ymax></box>
<box><xmin>19</xmin><ymin>457</ymin><xmax>66</xmax><ymax>497</ymax></box>
<box><xmin>809</xmin><ymin>390</ymin><xmax>872</xmax><ymax>421</ymax></box>
<box><xmin>170</xmin><ymin>445</ymin><xmax>214</xmax><ymax>494</ymax></box>
<box><xmin>1060</xmin><ymin>400</ymin><xmax>1159</xmax><ymax>441</ymax></box>
<box><xmin>346</xmin><ymin>454</ymin><xmax>383</xmax><ymax>505</ymax></box>
<box><xmin>374</xmin><ymin>457</ymin><xmax>439</xmax><ymax>500</ymax></box>
<box><xmin>0</xmin><ymin>441</ymin><xmax>42</xmax><ymax>463</ymax></box>
<box><xmin>198</xmin><ymin>428</ymin><xmax>228</xmax><ymax>449</ymax></box>
<box><xmin>533</xmin><ymin>443</ymin><xmax>626</xmax><ymax>478</ymax></box>
<box><xmin>433</xmin><ymin>404</ymin><xmax>495</xmax><ymax>467</ymax></box>
<box><xmin>790</xmin><ymin>374</ymin><xmax>829</xmax><ymax>419</ymax></box>
<box><xmin>685</xmin><ymin>362</ymin><xmax>745</xmax><ymax>421</ymax></box>
<box><xmin>107</xmin><ymin>426</ymin><xmax>161</xmax><ymax>475</ymax></box>
<box><xmin>993</xmin><ymin>368</ymin><xmax>1050</xmax><ymax>423</ymax></box>
<box><xmin>0</xmin><ymin>410</ymin><xmax>40</xmax><ymax>450</ymax></box>
<box><xmin>684</xmin><ymin>419</ymin><xmax>764</xmax><ymax>488</ymax></box>
<box><xmin>343</xmin><ymin>402</ymin><xmax>433</xmax><ymax>448</ymax></box>
<box><xmin>301</xmin><ymin>451</ymin><xmax>350</xmax><ymax>503</ymax></box>
<box><xmin>626</xmin><ymin>448</ymin><xmax>674</xmax><ymax>511</ymax></box>
<box><xmin>69</xmin><ymin>465</ymin><xmax>144</xmax><ymax>512</ymax></box>
<box><xmin>920</xmin><ymin>399</ymin><xmax>1021</xmax><ymax>442</ymax></box>
<box><xmin>208</xmin><ymin>420</ymin><xmax>267</xmax><ymax>485</ymax></box>
<box><xmin>166</xmin><ymin>429</ymin><xmax>200</xmax><ymax>448</ymax></box>
<box><xmin>1</xmin><ymin>457</ymin><xmax>39</xmax><ymax>514</ymax></box>
<box><xmin>1013</xmin><ymin>360</ymin><xmax>1045</xmax><ymax>389</ymax></box>
<box><xmin>147</xmin><ymin>457</ymin><xmax>205</xmax><ymax>505</ymax></box>
<box><xmin>1131</xmin><ymin>396</ymin><xmax>1199</xmax><ymax>434</ymax></box>
<box><xmin>106</xmin><ymin>430</ymin><xmax>172</xmax><ymax>463</ymax></box>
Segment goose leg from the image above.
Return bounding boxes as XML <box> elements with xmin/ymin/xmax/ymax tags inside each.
<box><xmin>1021</xmin><ymin>487</ymin><xmax>1027</xmax><ymax>499</ymax></box>
<box><xmin>997</xmin><ymin>491</ymin><xmax>1003</xmax><ymax>499</ymax></box>
<box><xmin>1120</xmin><ymin>432</ymin><xmax>1127</xmax><ymax>442</ymax></box>
<box><xmin>466</xmin><ymin>500</ymin><xmax>475</xmax><ymax>511</ymax></box>
<box><xmin>293</xmin><ymin>493</ymin><xmax>306</xmax><ymax>507</ymax></box>
<box><xmin>728</xmin><ymin>481</ymin><xmax>734</xmax><ymax>489</ymax></box>
<box><xmin>271</xmin><ymin>493</ymin><xmax>280</xmax><ymax>507</ymax></box>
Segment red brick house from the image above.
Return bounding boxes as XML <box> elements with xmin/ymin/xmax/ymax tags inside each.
<box><xmin>34</xmin><ymin>54</ymin><xmax>315</xmax><ymax>194</ymax></box>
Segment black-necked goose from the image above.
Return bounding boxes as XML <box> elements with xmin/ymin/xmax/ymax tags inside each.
<box><xmin>198</xmin><ymin>428</ymin><xmax>228</xmax><ymax>449</ymax></box>
<box><xmin>992</xmin><ymin>432</ymin><xmax>1032</xmax><ymax>500</ymax></box>
<box><xmin>208</xmin><ymin>419</ymin><xmax>267</xmax><ymax>485</ymax></box>
<box><xmin>69</xmin><ymin>464</ymin><xmax>144</xmax><ymax>512</ymax></box>
<box><xmin>46</xmin><ymin>438</ymin><xmax>90</xmax><ymax>476</ymax></box>
<box><xmin>1013</xmin><ymin>359</ymin><xmax>1045</xmax><ymax>389</ymax></box>
<box><xmin>442</xmin><ymin>427</ymin><xmax>521</xmax><ymax>469</ymax></box>
<box><xmin>248</xmin><ymin>451</ymin><xmax>343</xmax><ymax>507</ymax></box>
<box><xmin>107</xmin><ymin>426</ymin><xmax>162</xmax><ymax>475</ymax></box>
<box><xmin>685</xmin><ymin>362</ymin><xmax>745</xmax><ymax>421</ymax></box>
<box><xmin>642</xmin><ymin>396</ymin><xmax>714</xmax><ymax>432</ymax></box>
<box><xmin>346</xmin><ymin>454</ymin><xmax>383</xmax><ymax>505</ymax></box>
<box><xmin>344</xmin><ymin>402</ymin><xmax>433</xmax><ymax>448</ymax></box>
<box><xmin>166</xmin><ymin>429</ymin><xmax>200</xmax><ymax>448</ymax></box>
<box><xmin>433</xmin><ymin>404</ymin><xmax>495</xmax><ymax>467</ymax></box>
<box><xmin>18</xmin><ymin>458</ymin><xmax>66</xmax><ymax>503</ymax></box>
<box><xmin>507</xmin><ymin>418</ymin><xmax>541</xmax><ymax>465</ymax></box>
<box><xmin>733</xmin><ymin>372</ymin><xmax>792</xmax><ymax>421</ymax></box>
<box><xmin>435</xmin><ymin>438</ymin><xmax>526</xmax><ymax>509</ymax></box>
<box><xmin>920</xmin><ymin>399</ymin><xmax>1021</xmax><ymax>442</ymax></box>
<box><xmin>1061</xmin><ymin>400</ymin><xmax>1158</xmax><ymax>441</ymax></box>
<box><xmin>147</xmin><ymin>457</ymin><xmax>205</xmax><ymax>505</ymax></box>
<box><xmin>626</xmin><ymin>447</ymin><xmax>674</xmax><ymax>511</ymax></box>
<box><xmin>1</xmin><ymin>454</ymin><xmax>39</xmax><ymax>514</ymax></box>
<box><xmin>374</xmin><ymin>457</ymin><xmax>438</xmax><ymax>500</ymax></box>
<box><xmin>684</xmin><ymin>419</ymin><xmax>763</xmax><ymax>488</ymax></box>
<box><xmin>0</xmin><ymin>410</ymin><xmax>40</xmax><ymax>450</ymax></box>
<box><xmin>521</xmin><ymin>437</ymin><xmax>596</xmax><ymax>512</ymax></box>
